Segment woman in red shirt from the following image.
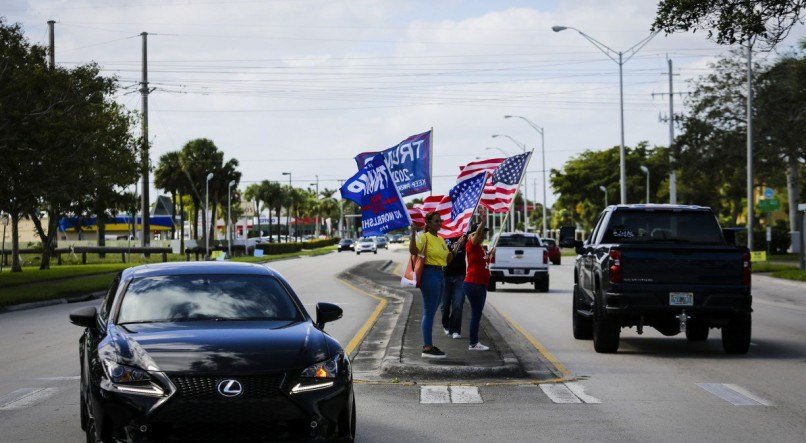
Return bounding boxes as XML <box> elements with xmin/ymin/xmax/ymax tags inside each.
<box><xmin>464</xmin><ymin>209</ymin><xmax>495</xmax><ymax>351</ymax></box>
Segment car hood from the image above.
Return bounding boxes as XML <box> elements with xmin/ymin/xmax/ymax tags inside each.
<box><xmin>99</xmin><ymin>320</ymin><xmax>331</xmax><ymax>374</ymax></box>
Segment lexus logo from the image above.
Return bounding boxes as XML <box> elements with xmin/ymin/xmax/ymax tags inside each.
<box><xmin>216</xmin><ymin>379</ymin><xmax>243</xmax><ymax>397</ymax></box>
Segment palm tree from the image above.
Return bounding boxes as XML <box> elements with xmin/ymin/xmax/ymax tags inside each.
<box><xmin>288</xmin><ymin>187</ymin><xmax>308</xmax><ymax>241</ymax></box>
<box><xmin>154</xmin><ymin>151</ymin><xmax>185</xmax><ymax>249</ymax></box>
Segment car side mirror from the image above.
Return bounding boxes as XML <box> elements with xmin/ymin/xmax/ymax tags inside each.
<box><xmin>315</xmin><ymin>302</ymin><xmax>343</xmax><ymax>330</ymax></box>
<box><xmin>69</xmin><ymin>306</ymin><xmax>98</xmax><ymax>330</ymax></box>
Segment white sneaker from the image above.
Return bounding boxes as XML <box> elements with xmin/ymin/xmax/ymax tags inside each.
<box><xmin>443</xmin><ymin>328</ymin><xmax>450</xmax><ymax>336</ymax></box>
<box><xmin>451</xmin><ymin>333</ymin><xmax>462</xmax><ymax>339</ymax></box>
<box><xmin>468</xmin><ymin>343</ymin><xmax>490</xmax><ymax>351</ymax></box>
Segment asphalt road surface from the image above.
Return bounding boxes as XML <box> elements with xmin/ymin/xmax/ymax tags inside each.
<box><xmin>1</xmin><ymin>247</ymin><xmax>804</xmax><ymax>442</ymax></box>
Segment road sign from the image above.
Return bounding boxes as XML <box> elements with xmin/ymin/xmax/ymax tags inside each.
<box><xmin>758</xmin><ymin>198</ymin><xmax>779</xmax><ymax>213</ymax></box>
<box><xmin>750</xmin><ymin>251</ymin><xmax>767</xmax><ymax>262</ymax></box>
<box><xmin>763</xmin><ymin>187</ymin><xmax>774</xmax><ymax>199</ymax></box>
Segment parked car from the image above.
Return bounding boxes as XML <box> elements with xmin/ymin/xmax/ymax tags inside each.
<box><xmin>373</xmin><ymin>236</ymin><xmax>388</xmax><ymax>249</ymax></box>
<box><xmin>488</xmin><ymin>232</ymin><xmax>550</xmax><ymax>292</ymax></box>
<box><xmin>338</xmin><ymin>238</ymin><xmax>355</xmax><ymax>252</ymax></box>
<box><xmin>543</xmin><ymin>238</ymin><xmax>561</xmax><ymax>265</ymax></box>
<box><xmin>355</xmin><ymin>238</ymin><xmax>377</xmax><ymax>254</ymax></box>
<box><xmin>68</xmin><ymin>262</ymin><xmax>355</xmax><ymax>442</ymax></box>
<box><xmin>561</xmin><ymin>204</ymin><xmax>752</xmax><ymax>354</ymax></box>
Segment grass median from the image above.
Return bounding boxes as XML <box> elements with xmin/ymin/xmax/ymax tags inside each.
<box><xmin>0</xmin><ymin>246</ymin><xmax>337</xmax><ymax>309</ymax></box>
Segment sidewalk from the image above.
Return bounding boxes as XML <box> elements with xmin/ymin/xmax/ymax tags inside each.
<box><xmin>343</xmin><ymin>260</ymin><xmax>560</xmax><ymax>381</ymax></box>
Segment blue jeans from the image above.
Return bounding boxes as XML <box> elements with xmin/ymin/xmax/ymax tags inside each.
<box><xmin>463</xmin><ymin>282</ymin><xmax>487</xmax><ymax>346</ymax></box>
<box><xmin>420</xmin><ymin>266</ymin><xmax>444</xmax><ymax>347</ymax></box>
<box><xmin>441</xmin><ymin>274</ymin><xmax>465</xmax><ymax>334</ymax></box>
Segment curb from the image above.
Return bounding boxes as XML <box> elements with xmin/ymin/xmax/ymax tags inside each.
<box><xmin>0</xmin><ymin>291</ymin><xmax>106</xmax><ymax>314</ymax></box>
<box><xmin>340</xmin><ymin>260</ymin><xmax>532</xmax><ymax>380</ymax></box>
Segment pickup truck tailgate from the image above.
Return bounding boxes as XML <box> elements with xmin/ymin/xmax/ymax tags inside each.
<box><xmin>620</xmin><ymin>246</ymin><xmax>742</xmax><ymax>285</ymax></box>
<box><xmin>494</xmin><ymin>246</ymin><xmax>545</xmax><ymax>269</ymax></box>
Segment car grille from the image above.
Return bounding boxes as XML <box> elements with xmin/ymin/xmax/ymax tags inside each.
<box><xmin>152</xmin><ymin>374</ymin><xmax>306</xmax><ymax>425</ymax></box>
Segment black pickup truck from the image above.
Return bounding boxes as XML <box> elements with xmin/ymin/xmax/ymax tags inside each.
<box><xmin>560</xmin><ymin>205</ymin><xmax>752</xmax><ymax>354</ymax></box>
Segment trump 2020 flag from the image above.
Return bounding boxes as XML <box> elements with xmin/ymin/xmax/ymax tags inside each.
<box><xmin>355</xmin><ymin>130</ymin><xmax>432</xmax><ymax>197</ymax></box>
<box><xmin>341</xmin><ymin>154</ymin><xmax>411</xmax><ymax>237</ymax></box>
<box><xmin>407</xmin><ymin>171</ymin><xmax>487</xmax><ymax>238</ymax></box>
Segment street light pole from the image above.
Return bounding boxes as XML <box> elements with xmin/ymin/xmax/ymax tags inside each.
<box><xmin>492</xmin><ymin>134</ymin><xmax>528</xmax><ymax>231</ymax></box>
<box><xmin>205</xmin><ymin>172</ymin><xmax>214</xmax><ymax>259</ymax></box>
<box><xmin>552</xmin><ymin>25</ymin><xmax>657</xmax><ymax>204</ymax></box>
<box><xmin>599</xmin><ymin>185</ymin><xmax>608</xmax><ymax>208</ymax></box>
<box><xmin>227</xmin><ymin>180</ymin><xmax>235</xmax><ymax>258</ymax></box>
<box><xmin>282</xmin><ymin>172</ymin><xmax>292</xmax><ymax>242</ymax></box>
<box><xmin>640</xmin><ymin>165</ymin><xmax>650</xmax><ymax>203</ymax></box>
<box><xmin>505</xmin><ymin>115</ymin><xmax>547</xmax><ymax>236</ymax></box>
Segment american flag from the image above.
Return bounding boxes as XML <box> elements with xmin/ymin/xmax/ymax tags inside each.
<box><xmin>458</xmin><ymin>152</ymin><xmax>531</xmax><ymax>213</ymax></box>
<box><xmin>408</xmin><ymin>171</ymin><xmax>487</xmax><ymax>238</ymax></box>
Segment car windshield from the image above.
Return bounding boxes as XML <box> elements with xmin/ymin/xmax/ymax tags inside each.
<box><xmin>497</xmin><ymin>235</ymin><xmax>542</xmax><ymax>247</ymax></box>
<box><xmin>359</xmin><ymin>239</ymin><xmax>373</xmax><ymax>243</ymax></box>
<box><xmin>601</xmin><ymin>210</ymin><xmax>724</xmax><ymax>244</ymax></box>
<box><xmin>117</xmin><ymin>274</ymin><xmax>302</xmax><ymax>324</ymax></box>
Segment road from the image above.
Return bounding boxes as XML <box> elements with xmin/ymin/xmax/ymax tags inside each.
<box><xmin>1</xmin><ymin>247</ymin><xmax>804</xmax><ymax>442</ymax></box>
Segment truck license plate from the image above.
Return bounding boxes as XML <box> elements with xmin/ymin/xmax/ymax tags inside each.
<box><xmin>513</xmin><ymin>269</ymin><xmax>526</xmax><ymax>275</ymax></box>
<box><xmin>669</xmin><ymin>292</ymin><xmax>693</xmax><ymax>306</ymax></box>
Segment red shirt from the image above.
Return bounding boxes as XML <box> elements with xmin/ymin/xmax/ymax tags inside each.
<box><xmin>464</xmin><ymin>241</ymin><xmax>490</xmax><ymax>286</ymax></box>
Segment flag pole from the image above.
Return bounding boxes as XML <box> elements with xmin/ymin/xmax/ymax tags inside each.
<box><xmin>489</xmin><ymin>150</ymin><xmax>535</xmax><ymax>250</ymax></box>
<box><xmin>429</xmin><ymin>126</ymin><xmax>434</xmax><ymax>197</ymax></box>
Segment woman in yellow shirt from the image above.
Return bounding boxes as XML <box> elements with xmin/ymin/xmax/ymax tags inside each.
<box><xmin>409</xmin><ymin>211</ymin><xmax>463</xmax><ymax>358</ymax></box>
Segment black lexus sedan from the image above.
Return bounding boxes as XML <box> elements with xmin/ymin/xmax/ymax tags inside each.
<box><xmin>69</xmin><ymin>262</ymin><xmax>355</xmax><ymax>442</ymax></box>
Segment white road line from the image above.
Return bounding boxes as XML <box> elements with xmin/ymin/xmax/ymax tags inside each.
<box><xmin>420</xmin><ymin>386</ymin><xmax>450</xmax><ymax>404</ymax></box>
<box><xmin>0</xmin><ymin>388</ymin><xmax>60</xmax><ymax>411</ymax></box>
<box><xmin>697</xmin><ymin>383</ymin><xmax>770</xmax><ymax>406</ymax></box>
<box><xmin>539</xmin><ymin>384</ymin><xmax>583</xmax><ymax>404</ymax></box>
<box><xmin>33</xmin><ymin>376</ymin><xmax>80</xmax><ymax>381</ymax></box>
<box><xmin>450</xmin><ymin>386</ymin><xmax>483</xmax><ymax>404</ymax></box>
<box><xmin>564</xmin><ymin>382</ymin><xmax>601</xmax><ymax>404</ymax></box>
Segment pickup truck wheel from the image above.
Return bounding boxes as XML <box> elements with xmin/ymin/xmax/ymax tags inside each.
<box><xmin>722</xmin><ymin>314</ymin><xmax>751</xmax><ymax>354</ymax></box>
<box><xmin>572</xmin><ymin>285</ymin><xmax>593</xmax><ymax>340</ymax></box>
<box><xmin>487</xmin><ymin>280</ymin><xmax>496</xmax><ymax>292</ymax></box>
<box><xmin>592</xmin><ymin>293</ymin><xmax>620</xmax><ymax>353</ymax></box>
<box><xmin>685</xmin><ymin>321</ymin><xmax>709</xmax><ymax>341</ymax></box>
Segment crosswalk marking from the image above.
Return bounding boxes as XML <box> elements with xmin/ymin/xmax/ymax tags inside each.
<box><xmin>564</xmin><ymin>382</ymin><xmax>602</xmax><ymax>404</ymax></box>
<box><xmin>420</xmin><ymin>386</ymin><xmax>451</xmax><ymax>404</ymax></box>
<box><xmin>420</xmin><ymin>386</ymin><xmax>484</xmax><ymax>404</ymax></box>
<box><xmin>539</xmin><ymin>383</ymin><xmax>583</xmax><ymax>403</ymax></box>
<box><xmin>0</xmin><ymin>388</ymin><xmax>60</xmax><ymax>411</ymax></box>
<box><xmin>450</xmin><ymin>386</ymin><xmax>483</xmax><ymax>404</ymax></box>
<box><xmin>697</xmin><ymin>383</ymin><xmax>772</xmax><ymax>406</ymax></box>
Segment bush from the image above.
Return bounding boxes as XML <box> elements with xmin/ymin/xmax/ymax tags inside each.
<box><xmin>301</xmin><ymin>238</ymin><xmax>339</xmax><ymax>249</ymax></box>
<box><xmin>256</xmin><ymin>243</ymin><xmax>303</xmax><ymax>254</ymax></box>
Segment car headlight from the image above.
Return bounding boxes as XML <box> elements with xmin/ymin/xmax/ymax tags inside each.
<box><xmin>292</xmin><ymin>354</ymin><xmax>341</xmax><ymax>394</ymax></box>
<box><xmin>103</xmin><ymin>360</ymin><xmax>151</xmax><ymax>383</ymax></box>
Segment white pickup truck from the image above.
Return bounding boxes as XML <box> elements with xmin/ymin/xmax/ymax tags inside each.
<box><xmin>489</xmin><ymin>232</ymin><xmax>550</xmax><ymax>292</ymax></box>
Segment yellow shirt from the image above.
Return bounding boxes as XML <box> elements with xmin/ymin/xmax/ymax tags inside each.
<box><xmin>416</xmin><ymin>232</ymin><xmax>449</xmax><ymax>267</ymax></box>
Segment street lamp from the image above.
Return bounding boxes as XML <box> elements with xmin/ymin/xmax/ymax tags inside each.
<box><xmin>205</xmin><ymin>172</ymin><xmax>214</xmax><ymax>259</ymax></box>
<box><xmin>553</xmin><ymin>25</ymin><xmax>657</xmax><ymax>204</ymax></box>
<box><xmin>227</xmin><ymin>180</ymin><xmax>236</xmax><ymax>258</ymax></box>
<box><xmin>599</xmin><ymin>185</ymin><xmax>608</xmax><ymax>208</ymax></box>
<box><xmin>282</xmin><ymin>172</ymin><xmax>292</xmax><ymax>242</ymax></box>
<box><xmin>506</xmin><ymin>115</ymin><xmax>547</xmax><ymax>237</ymax></box>
<box><xmin>639</xmin><ymin>165</ymin><xmax>650</xmax><ymax>203</ymax></box>
<box><xmin>0</xmin><ymin>212</ymin><xmax>8</xmax><ymax>272</ymax></box>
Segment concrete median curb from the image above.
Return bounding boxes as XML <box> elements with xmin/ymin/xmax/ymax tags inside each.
<box><xmin>339</xmin><ymin>259</ymin><xmax>562</xmax><ymax>381</ymax></box>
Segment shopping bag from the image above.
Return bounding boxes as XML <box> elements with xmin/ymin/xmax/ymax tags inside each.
<box><xmin>401</xmin><ymin>254</ymin><xmax>423</xmax><ymax>287</ymax></box>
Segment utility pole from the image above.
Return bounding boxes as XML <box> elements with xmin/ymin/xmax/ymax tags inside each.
<box><xmin>746</xmin><ymin>44</ymin><xmax>755</xmax><ymax>251</ymax></box>
<box><xmin>47</xmin><ymin>20</ymin><xmax>55</xmax><ymax>69</ymax></box>
<box><xmin>140</xmin><ymin>32</ymin><xmax>151</xmax><ymax>247</ymax></box>
<box><xmin>652</xmin><ymin>57</ymin><xmax>683</xmax><ymax>204</ymax></box>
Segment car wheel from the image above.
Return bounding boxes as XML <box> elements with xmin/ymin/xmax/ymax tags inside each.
<box><xmin>722</xmin><ymin>314</ymin><xmax>751</xmax><ymax>354</ymax></box>
<box><xmin>541</xmin><ymin>276</ymin><xmax>550</xmax><ymax>292</ymax></box>
<box><xmin>487</xmin><ymin>280</ymin><xmax>496</xmax><ymax>292</ymax></box>
<box><xmin>554</xmin><ymin>258</ymin><xmax>561</xmax><ymax>265</ymax></box>
<box><xmin>592</xmin><ymin>291</ymin><xmax>620</xmax><ymax>353</ymax></box>
<box><xmin>79</xmin><ymin>391</ymin><xmax>88</xmax><ymax>431</ymax></box>
<box><xmin>572</xmin><ymin>284</ymin><xmax>593</xmax><ymax>340</ymax></box>
<box><xmin>374</xmin><ymin>250</ymin><xmax>377</xmax><ymax>254</ymax></box>
<box><xmin>685</xmin><ymin>321</ymin><xmax>709</xmax><ymax>341</ymax></box>
<box><xmin>84</xmin><ymin>396</ymin><xmax>100</xmax><ymax>443</ymax></box>
<box><xmin>338</xmin><ymin>397</ymin><xmax>356</xmax><ymax>442</ymax></box>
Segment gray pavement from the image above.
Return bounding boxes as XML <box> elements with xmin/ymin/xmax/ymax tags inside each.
<box><xmin>1</xmin><ymin>247</ymin><xmax>805</xmax><ymax>442</ymax></box>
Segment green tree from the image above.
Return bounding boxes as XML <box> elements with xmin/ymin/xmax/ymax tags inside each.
<box><xmin>154</xmin><ymin>151</ymin><xmax>186</xmax><ymax>249</ymax></box>
<box><xmin>652</xmin><ymin>0</ymin><xmax>806</xmax><ymax>50</ymax></box>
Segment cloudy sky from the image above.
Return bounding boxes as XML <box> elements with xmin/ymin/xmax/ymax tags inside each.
<box><xmin>4</xmin><ymin>0</ymin><xmax>805</xmax><ymax>207</ymax></box>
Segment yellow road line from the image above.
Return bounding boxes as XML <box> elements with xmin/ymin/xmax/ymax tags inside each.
<box><xmin>338</xmin><ymin>278</ymin><xmax>388</xmax><ymax>357</ymax></box>
<box><xmin>496</xmin><ymin>307</ymin><xmax>573</xmax><ymax>380</ymax></box>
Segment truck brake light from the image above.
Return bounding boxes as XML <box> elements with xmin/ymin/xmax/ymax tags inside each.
<box><xmin>741</xmin><ymin>250</ymin><xmax>751</xmax><ymax>286</ymax></box>
<box><xmin>609</xmin><ymin>249</ymin><xmax>622</xmax><ymax>283</ymax></box>
<box><xmin>543</xmin><ymin>250</ymin><xmax>548</xmax><ymax>264</ymax></box>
